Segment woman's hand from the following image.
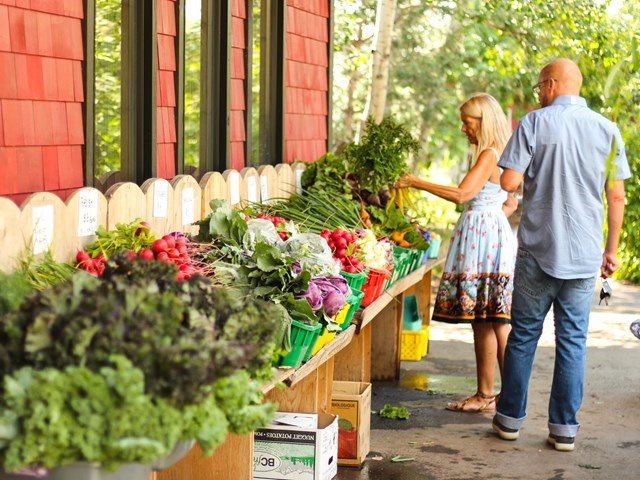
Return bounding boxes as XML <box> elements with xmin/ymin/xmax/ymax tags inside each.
<box><xmin>395</xmin><ymin>174</ymin><xmax>414</xmax><ymax>189</ymax></box>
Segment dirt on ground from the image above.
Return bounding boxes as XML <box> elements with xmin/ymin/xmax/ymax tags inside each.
<box><xmin>336</xmin><ymin>278</ymin><xmax>640</xmax><ymax>480</ymax></box>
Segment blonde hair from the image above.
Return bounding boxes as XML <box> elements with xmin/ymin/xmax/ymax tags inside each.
<box><xmin>459</xmin><ymin>93</ymin><xmax>512</xmax><ymax>162</ymax></box>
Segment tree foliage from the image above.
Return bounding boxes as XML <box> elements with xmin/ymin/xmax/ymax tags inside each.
<box><xmin>332</xmin><ymin>0</ymin><xmax>640</xmax><ymax>281</ymax></box>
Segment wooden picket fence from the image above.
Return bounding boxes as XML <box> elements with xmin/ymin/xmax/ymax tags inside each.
<box><xmin>0</xmin><ymin>163</ymin><xmax>307</xmax><ymax>272</ymax></box>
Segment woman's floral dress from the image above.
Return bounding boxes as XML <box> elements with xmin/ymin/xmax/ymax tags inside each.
<box><xmin>433</xmin><ymin>180</ymin><xmax>516</xmax><ymax>324</ymax></box>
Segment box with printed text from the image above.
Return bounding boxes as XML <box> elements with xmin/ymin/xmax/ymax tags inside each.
<box><xmin>253</xmin><ymin>412</ymin><xmax>338</xmax><ymax>480</ymax></box>
<box><xmin>330</xmin><ymin>381</ymin><xmax>372</xmax><ymax>466</ymax></box>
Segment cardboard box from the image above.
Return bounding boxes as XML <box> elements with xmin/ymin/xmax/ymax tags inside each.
<box><xmin>330</xmin><ymin>381</ymin><xmax>371</xmax><ymax>466</ymax></box>
<box><xmin>253</xmin><ymin>412</ymin><xmax>338</xmax><ymax>480</ymax></box>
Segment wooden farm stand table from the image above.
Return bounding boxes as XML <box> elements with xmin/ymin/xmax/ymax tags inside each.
<box><xmin>155</xmin><ymin>257</ymin><xmax>444</xmax><ymax>480</ymax></box>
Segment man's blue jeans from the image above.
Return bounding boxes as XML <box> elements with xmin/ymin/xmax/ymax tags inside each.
<box><xmin>495</xmin><ymin>249</ymin><xmax>596</xmax><ymax>438</ymax></box>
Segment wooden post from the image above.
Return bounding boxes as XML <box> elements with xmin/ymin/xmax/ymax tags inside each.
<box><xmin>370</xmin><ymin>293</ymin><xmax>403</xmax><ymax>381</ymax></box>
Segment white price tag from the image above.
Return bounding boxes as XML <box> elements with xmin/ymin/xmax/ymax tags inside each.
<box><xmin>153</xmin><ymin>181</ymin><xmax>169</xmax><ymax>218</ymax></box>
<box><xmin>32</xmin><ymin>205</ymin><xmax>54</xmax><ymax>254</ymax></box>
<box><xmin>260</xmin><ymin>175</ymin><xmax>269</xmax><ymax>202</ymax></box>
<box><xmin>230</xmin><ymin>174</ymin><xmax>240</xmax><ymax>205</ymax></box>
<box><xmin>77</xmin><ymin>189</ymin><xmax>98</xmax><ymax>237</ymax></box>
<box><xmin>295</xmin><ymin>168</ymin><xmax>303</xmax><ymax>194</ymax></box>
<box><xmin>181</xmin><ymin>187</ymin><xmax>195</xmax><ymax>225</ymax></box>
<box><xmin>247</xmin><ymin>176</ymin><xmax>257</xmax><ymax>203</ymax></box>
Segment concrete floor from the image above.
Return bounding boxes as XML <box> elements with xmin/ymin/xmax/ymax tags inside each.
<box><xmin>335</xmin><ymin>278</ymin><xmax>640</xmax><ymax>480</ymax></box>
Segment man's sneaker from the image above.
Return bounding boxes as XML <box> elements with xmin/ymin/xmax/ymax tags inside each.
<box><xmin>492</xmin><ymin>417</ymin><xmax>519</xmax><ymax>440</ymax></box>
<box><xmin>547</xmin><ymin>433</ymin><xmax>575</xmax><ymax>452</ymax></box>
<box><xmin>630</xmin><ymin>319</ymin><xmax>640</xmax><ymax>340</ymax></box>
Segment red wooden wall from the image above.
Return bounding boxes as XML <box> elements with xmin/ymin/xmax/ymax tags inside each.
<box><xmin>157</xmin><ymin>0</ymin><xmax>177</xmax><ymax>179</ymax></box>
<box><xmin>229</xmin><ymin>0</ymin><xmax>247</xmax><ymax>171</ymax></box>
<box><xmin>284</xmin><ymin>0</ymin><xmax>329</xmax><ymax>164</ymax></box>
<box><xmin>0</xmin><ymin>0</ymin><xmax>85</xmax><ymax>205</ymax></box>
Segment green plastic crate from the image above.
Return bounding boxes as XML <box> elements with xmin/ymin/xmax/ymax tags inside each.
<box><xmin>340</xmin><ymin>270</ymin><xmax>368</xmax><ymax>292</ymax></box>
<box><xmin>341</xmin><ymin>289</ymin><xmax>365</xmax><ymax>330</ymax></box>
<box><xmin>277</xmin><ymin>319</ymin><xmax>322</xmax><ymax>368</ymax></box>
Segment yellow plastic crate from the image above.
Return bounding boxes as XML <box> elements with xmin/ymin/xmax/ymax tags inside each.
<box><xmin>400</xmin><ymin>326</ymin><xmax>429</xmax><ymax>361</ymax></box>
<box><xmin>310</xmin><ymin>328</ymin><xmax>337</xmax><ymax>356</ymax></box>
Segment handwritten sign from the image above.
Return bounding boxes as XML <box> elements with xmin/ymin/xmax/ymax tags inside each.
<box><xmin>77</xmin><ymin>189</ymin><xmax>99</xmax><ymax>237</ymax></box>
<box><xmin>32</xmin><ymin>205</ymin><xmax>54</xmax><ymax>254</ymax></box>
<box><xmin>181</xmin><ymin>187</ymin><xmax>195</xmax><ymax>226</ymax></box>
<box><xmin>260</xmin><ymin>175</ymin><xmax>269</xmax><ymax>202</ymax></box>
<box><xmin>247</xmin><ymin>176</ymin><xmax>257</xmax><ymax>203</ymax></box>
<box><xmin>153</xmin><ymin>181</ymin><xmax>169</xmax><ymax>218</ymax></box>
<box><xmin>229</xmin><ymin>174</ymin><xmax>240</xmax><ymax>205</ymax></box>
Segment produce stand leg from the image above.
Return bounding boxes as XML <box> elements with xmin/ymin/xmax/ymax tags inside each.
<box><xmin>371</xmin><ymin>293</ymin><xmax>404</xmax><ymax>381</ymax></box>
<box><xmin>267</xmin><ymin>358</ymin><xmax>335</xmax><ymax>413</ymax></box>
<box><xmin>333</xmin><ymin>323</ymin><xmax>371</xmax><ymax>383</ymax></box>
<box><xmin>154</xmin><ymin>433</ymin><xmax>253</xmax><ymax>480</ymax></box>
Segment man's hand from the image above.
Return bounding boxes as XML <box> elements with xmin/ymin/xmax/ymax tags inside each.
<box><xmin>601</xmin><ymin>251</ymin><xmax>619</xmax><ymax>278</ymax></box>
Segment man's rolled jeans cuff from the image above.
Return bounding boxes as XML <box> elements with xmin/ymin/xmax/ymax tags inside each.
<box><xmin>548</xmin><ymin>421</ymin><xmax>579</xmax><ymax>438</ymax></box>
<box><xmin>494</xmin><ymin>411</ymin><xmax>526</xmax><ymax>431</ymax></box>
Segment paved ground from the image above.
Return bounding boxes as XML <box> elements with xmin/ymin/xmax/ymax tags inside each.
<box><xmin>336</xmin><ymin>277</ymin><xmax>640</xmax><ymax>480</ymax></box>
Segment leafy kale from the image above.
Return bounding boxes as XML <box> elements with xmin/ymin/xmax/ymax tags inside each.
<box><xmin>0</xmin><ymin>272</ymin><xmax>32</xmax><ymax>317</ymax></box>
<box><xmin>0</xmin><ymin>356</ymin><xmax>183</xmax><ymax>471</ymax></box>
<box><xmin>0</xmin><ymin>253</ymin><xmax>284</xmax><ymax>407</ymax></box>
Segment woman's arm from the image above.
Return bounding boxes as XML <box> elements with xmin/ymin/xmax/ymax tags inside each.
<box><xmin>502</xmin><ymin>192</ymin><xmax>518</xmax><ymax>218</ymax></box>
<box><xmin>406</xmin><ymin>149</ymin><xmax>499</xmax><ymax>204</ymax></box>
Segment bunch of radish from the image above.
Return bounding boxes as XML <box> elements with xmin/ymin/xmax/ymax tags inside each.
<box><xmin>75</xmin><ymin>251</ymin><xmax>106</xmax><ymax>276</ymax></box>
<box><xmin>320</xmin><ymin>228</ymin><xmax>365</xmax><ymax>274</ymax></box>
<box><xmin>150</xmin><ymin>233</ymin><xmax>198</xmax><ymax>281</ymax></box>
<box><xmin>255</xmin><ymin>213</ymin><xmax>290</xmax><ymax>240</ymax></box>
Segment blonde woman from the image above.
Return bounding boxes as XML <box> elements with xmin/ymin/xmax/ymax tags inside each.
<box><xmin>399</xmin><ymin>93</ymin><xmax>517</xmax><ymax>412</ymax></box>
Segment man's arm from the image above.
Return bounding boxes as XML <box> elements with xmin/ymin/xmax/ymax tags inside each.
<box><xmin>500</xmin><ymin>169</ymin><xmax>523</xmax><ymax>193</ymax></box>
<box><xmin>601</xmin><ymin>179</ymin><xmax>626</xmax><ymax>278</ymax></box>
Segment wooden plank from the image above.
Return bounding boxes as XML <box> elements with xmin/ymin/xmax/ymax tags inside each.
<box><xmin>140</xmin><ymin>178</ymin><xmax>174</xmax><ymax>236</ymax></box>
<box><xmin>333</xmin><ymin>323</ymin><xmax>371</xmax><ymax>383</ymax></box>
<box><xmin>155</xmin><ymin>434</ymin><xmax>252</xmax><ymax>480</ymax></box>
<box><xmin>256</xmin><ymin>165</ymin><xmax>277</xmax><ymax>204</ymax></box>
<box><xmin>104</xmin><ymin>182</ymin><xmax>146</xmax><ymax>230</ymax></box>
<box><xmin>199</xmin><ymin>171</ymin><xmax>228</xmax><ymax>216</ymax></box>
<box><xmin>239</xmin><ymin>167</ymin><xmax>259</xmax><ymax>205</ymax></box>
<box><xmin>19</xmin><ymin>191</ymin><xmax>67</xmax><ymax>262</ymax></box>
<box><xmin>274</xmin><ymin>163</ymin><xmax>295</xmax><ymax>198</ymax></box>
<box><xmin>0</xmin><ymin>197</ymin><xmax>23</xmax><ymax>272</ymax></box>
<box><xmin>266</xmin><ymin>368</ymin><xmax>321</xmax><ymax>413</ymax></box>
<box><xmin>370</xmin><ymin>293</ymin><xmax>403</xmax><ymax>381</ymax></box>
<box><xmin>222</xmin><ymin>169</ymin><xmax>242</xmax><ymax>207</ymax></box>
<box><xmin>170</xmin><ymin>175</ymin><xmax>202</xmax><ymax>235</ymax></box>
<box><xmin>64</xmin><ymin>187</ymin><xmax>108</xmax><ymax>254</ymax></box>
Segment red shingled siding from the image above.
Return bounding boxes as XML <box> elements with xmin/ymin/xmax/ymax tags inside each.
<box><xmin>229</xmin><ymin>0</ymin><xmax>246</xmax><ymax>170</ymax></box>
<box><xmin>156</xmin><ymin>0</ymin><xmax>177</xmax><ymax>178</ymax></box>
<box><xmin>284</xmin><ymin>0</ymin><xmax>329</xmax><ymax>164</ymax></box>
<box><xmin>0</xmin><ymin>0</ymin><xmax>84</xmax><ymax>203</ymax></box>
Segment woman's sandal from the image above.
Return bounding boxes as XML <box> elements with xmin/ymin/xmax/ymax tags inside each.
<box><xmin>446</xmin><ymin>392</ymin><xmax>496</xmax><ymax>413</ymax></box>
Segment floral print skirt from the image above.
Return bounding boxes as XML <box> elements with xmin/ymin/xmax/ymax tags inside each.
<box><xmin>432</xmin><ymin>207</ymin><xmax>516</xmax><ymax>324</ymax></box>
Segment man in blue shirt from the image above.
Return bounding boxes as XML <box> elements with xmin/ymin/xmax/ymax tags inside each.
<box><xmin>491</xmin><ymin>58</ymin><xmax>630</xmax><ymax>451</ymax></box>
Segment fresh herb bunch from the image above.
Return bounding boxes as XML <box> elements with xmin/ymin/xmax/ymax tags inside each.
<box><xmin>344</xmin><ymin>115</ymin><xmax>421</xmax><ymax>195</ymax></box>
<box><xmin>0</xmin><ymin>253</ymin><xmax>285</xmax><ymax>406</ymax></box>
<box><xmin>18</xmin><ymin>250</ymin><xmax>75</xmax><ymax>290</ymax></box>
<box><xmin>300</xmin><ymin>153</ymin><xmax>352</xmax><ymax>195</ymax></box>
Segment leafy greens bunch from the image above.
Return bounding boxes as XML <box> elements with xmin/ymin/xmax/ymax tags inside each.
<box><xmin>0</xmin><ymin>356</ymin><xmax>238</xmax><ymax>472</ymax></box>
<box><xmin>0</xmin><ymin>253</ymin><xmax>285</xmax><ymax>405</ymax></box>
<box><xmin>344</xmin><ymin>115</ymin><xmax>421</xmax><ymax>197</ymax></box>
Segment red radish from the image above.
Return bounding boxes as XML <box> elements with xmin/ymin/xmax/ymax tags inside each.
<box><xmin>135</xmin><ymin>221</ymin><xmax>151</xmax><ymax>236</ymax></box>
<box><xmin>163</xmin><ymin>235</ymin><xmax>176</xmax><ymax>249</ymax></box>
<box><xmin>156</xmin><ymin>251</ymin><xmax>170</xmax><ymax>262</ymax></box>
<box><xmin>176</xmin><ymin>244</ymin><xmax>188</xmax><ymax>254</ymax></box>
<box><xmin>152</xmin><ymin>238</ymin><xmax>168</xmax><ymax>254</ymax></box>
<box><xmin>139</xmin><ymin>249</ymin><xmax>155</xmax><ymax>261</ymax></box>
<box><xmin>76</xmin><ymin>250</ymin><xmax>90</xmax><ymax>263</ymax></box>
